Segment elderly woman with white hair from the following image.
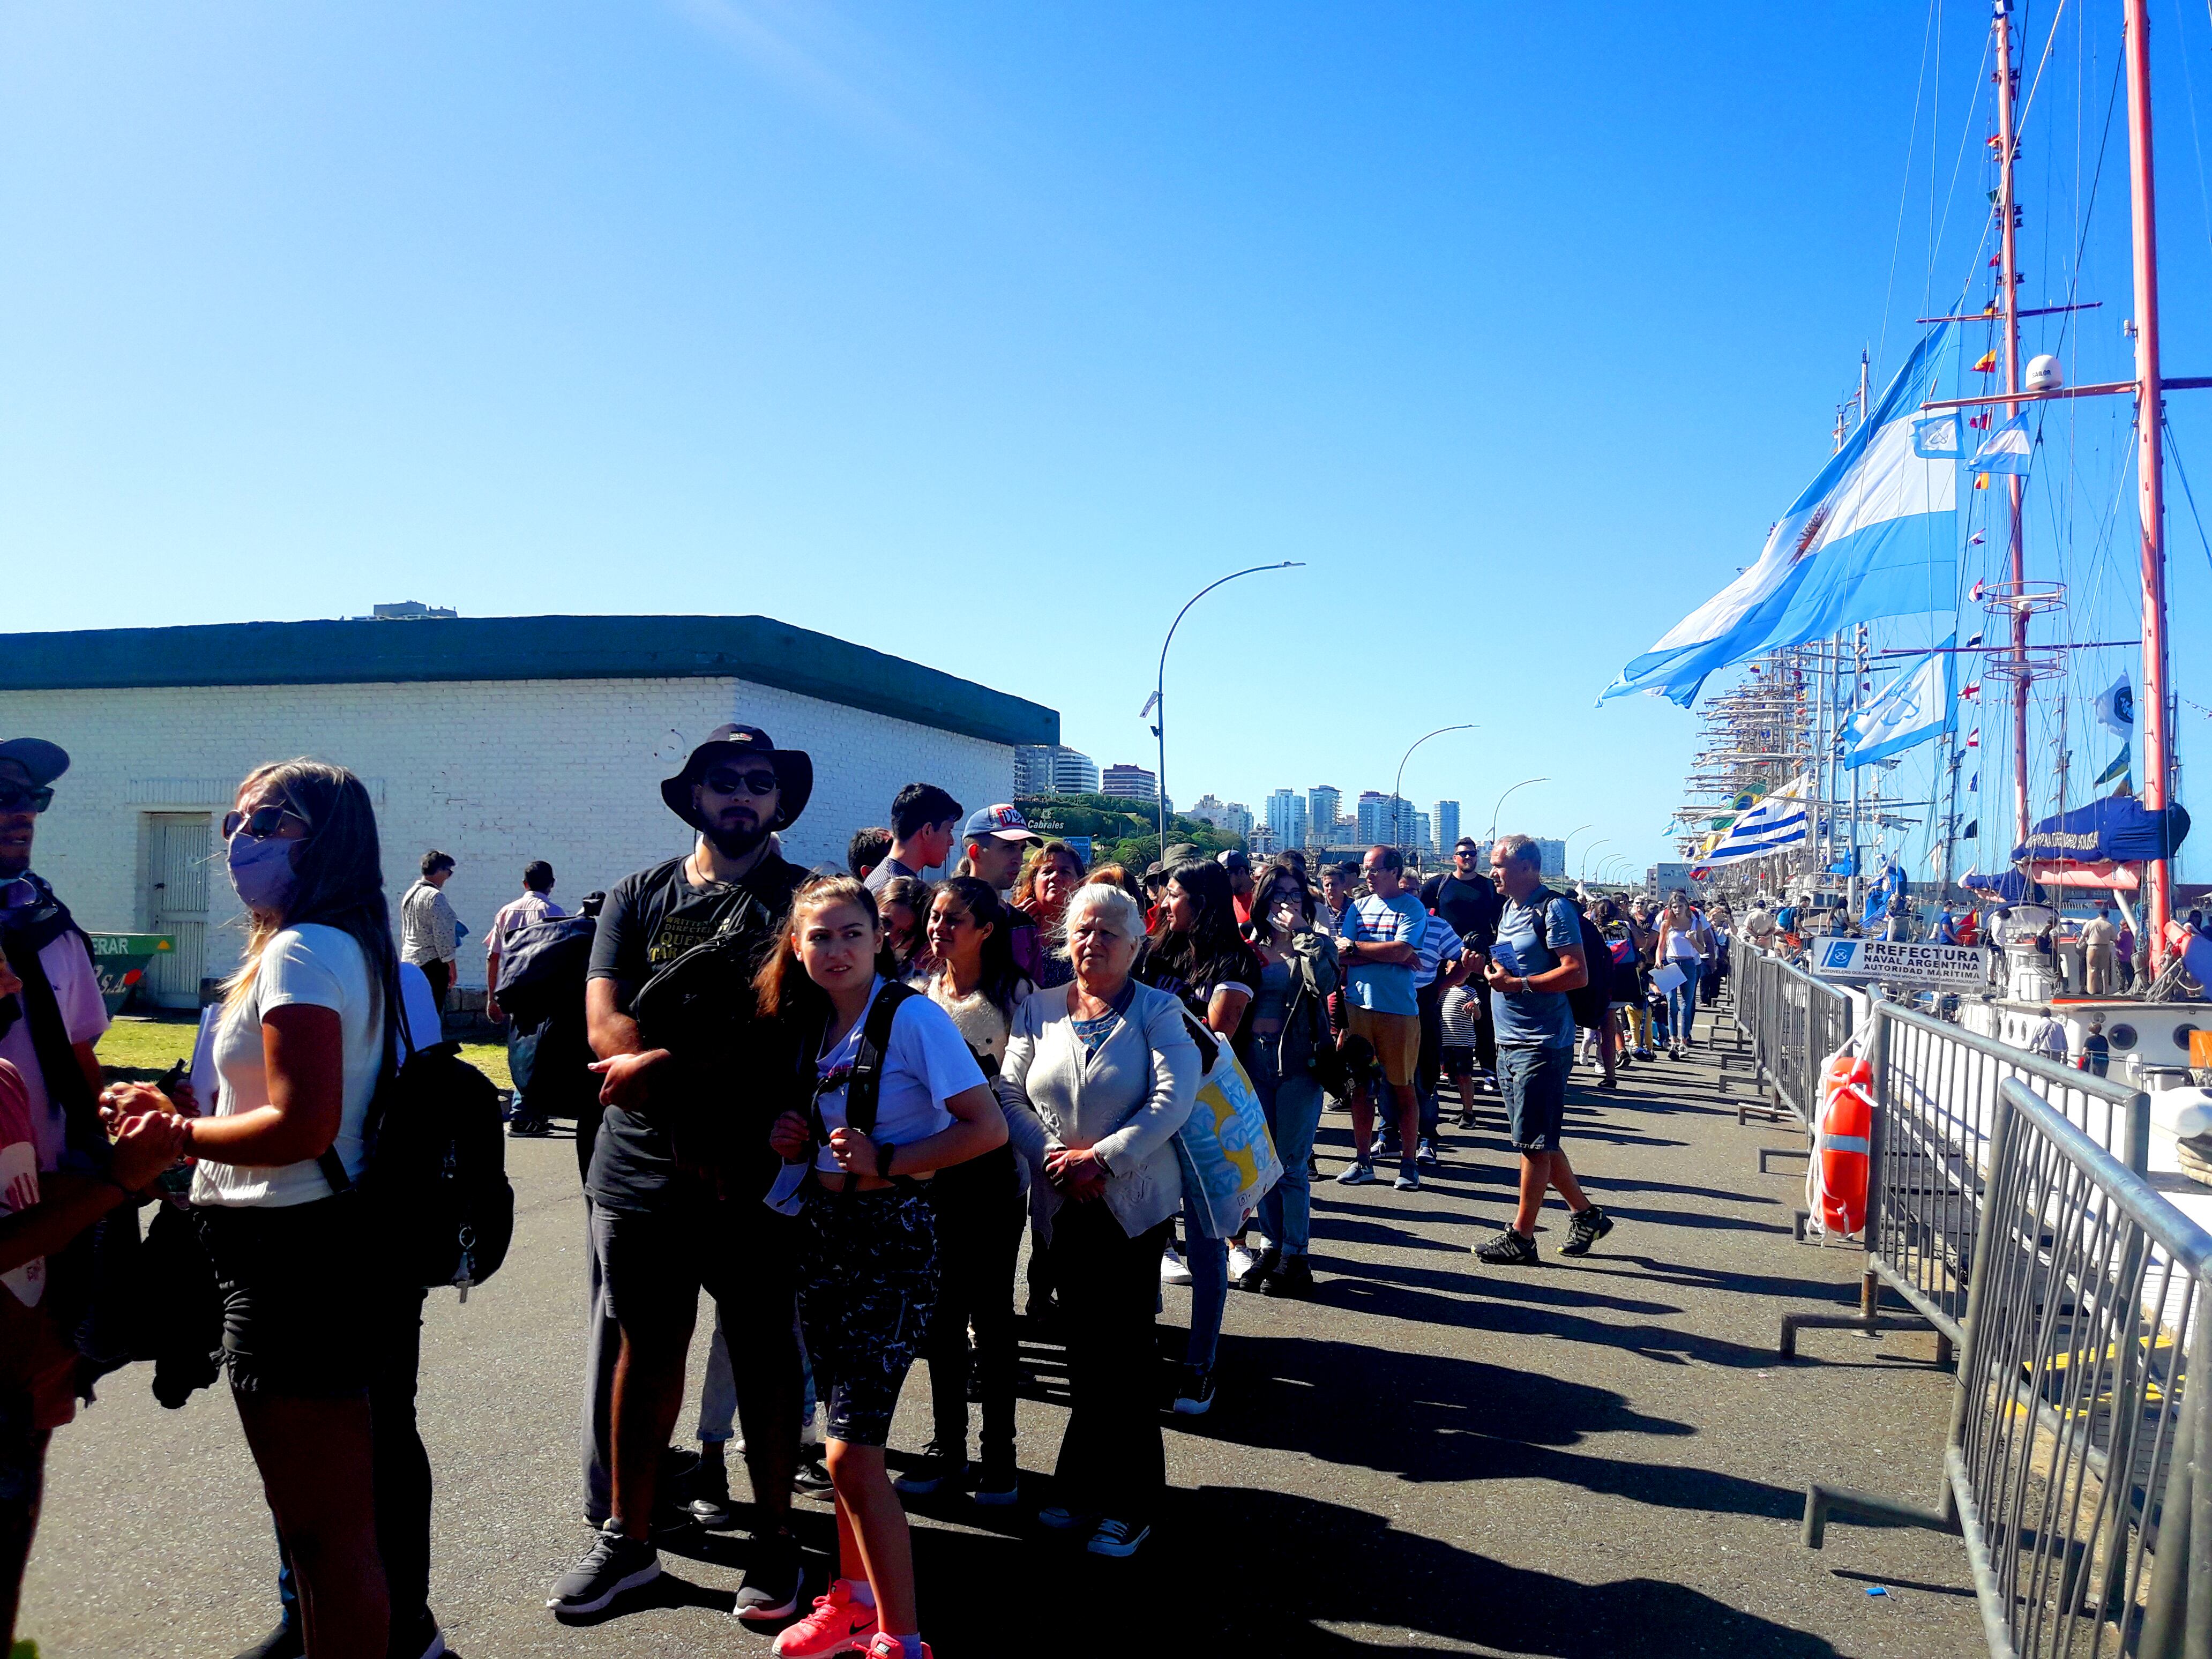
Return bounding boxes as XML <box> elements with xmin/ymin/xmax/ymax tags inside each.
<box><xmin>998</xmin><ymin>880</ymin><xmax>1198</xmax><ymax>1561</ymax></box>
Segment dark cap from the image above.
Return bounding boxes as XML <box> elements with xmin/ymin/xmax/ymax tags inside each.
<box><xmin>1217</xmin><ymin>849</ymin><xmax>1251</xmax><ymax>873</ymax></box>
<box><xmin>0</xmin><ymin>739</ymin><xmax>70</xmax><ymax>788</ymax></box>
<box><xmin>660</xmin><ymin>724</ymin><xmax>813</xmax><ymax>832</ymax></box>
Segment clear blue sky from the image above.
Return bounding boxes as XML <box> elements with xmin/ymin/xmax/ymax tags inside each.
<box><xmin>5</xmin><ymin>3</ymin><xmax>2209</xmax><ymax>877</ymax></box>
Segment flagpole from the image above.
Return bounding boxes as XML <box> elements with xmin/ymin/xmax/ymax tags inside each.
<box><xmin>1848</xmin><ymin>625</ymin><xmax>1865</xmax><ymax>920</ymax></box>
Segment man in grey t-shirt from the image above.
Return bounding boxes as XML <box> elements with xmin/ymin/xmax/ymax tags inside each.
<box><xmin>864</xmin><ymin>783</ymin><xmax>963</xmax><ymax>896</ymax></box>
<box><xmin>1471</xmin><ymin>835</ymin><xmax>1616</xmax><ymax>1267</ymax></box>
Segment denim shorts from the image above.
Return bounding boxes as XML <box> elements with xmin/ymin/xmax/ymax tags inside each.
<box><xmin>1500</xmin><ymin>1043</ymin><xmax>1570</xmax><ymax>1153</ymax></box>
<box><xmin>195</xmin><ymin>1198</ymin><xmax>377</xmax><ymax>1398</ymax></box>
<box><xmin>797</xmin><ymin>1187</ymin><xmax>938</xmax><ymax>1448</ymax></box>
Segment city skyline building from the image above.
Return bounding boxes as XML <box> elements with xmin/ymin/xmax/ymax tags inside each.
<box><xmin>1101</xmin><ymin>763</ymin><xmax>1157</xmax><ymax>802</ymax></box>
<box><xmin>1309</xmin><ymin>786</ymin><xmax>1340</xmax><ymax>836</ymax></box>
<box><xmin>1013</xmin><ymin>743</ymin><xmax>1101</xmax><ymax>796</ymax></box>
<box><xmin>1266</xmin><ymin>788</ymin><xmax>1307</xmax><ymax>850</ymax></box>
<box><xmin>1434</xmin><ymin>799</ymin><xmax>1460</xmax><ymax>851</ymax></box>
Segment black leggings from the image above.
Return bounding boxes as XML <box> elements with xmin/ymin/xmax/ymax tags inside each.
<box><xmin>916</xmin><ymin>1146</ymin><xmax>1022</xmax><ymax>1462</ymax></box>
<box><xmin>1052</xmin><ymin>1202</ymin><xmax>1172</xmax><ymax>1524</ymax></box>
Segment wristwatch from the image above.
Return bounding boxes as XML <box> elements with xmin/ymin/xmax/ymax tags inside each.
<box><xmin>875</xmin><ymin>1140</ymin><xmax>896</xmax><ymax>1179</ymax></box>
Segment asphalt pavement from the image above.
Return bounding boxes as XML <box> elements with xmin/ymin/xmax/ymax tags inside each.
<box><xmin>21</xmin><ymin>1012</ymin><xmax>1988</xmax><ymax>1657</ymax></box>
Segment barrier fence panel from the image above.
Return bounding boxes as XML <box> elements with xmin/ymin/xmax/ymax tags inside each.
<box><xmin>1806</xmin><ymin>1078</ymin><xmax>2212</xmax><ymax>1658</ymax></box>
<box><xmin>1731</xmin><ymin>944</ymin><xmax>1852</xmax><ymax>1127</ymax></box>
<box><xmin>1862</xmin><ymin>1002</ymin><xmax>2151</xmax><ymax>1353</ymax></box>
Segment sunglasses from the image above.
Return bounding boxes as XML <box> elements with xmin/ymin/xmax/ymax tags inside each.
<box><xmin>222</xmin><ymin>804</ymin><xmax>311</xmax><ymax>840</ymax></box>
<box><xmin>0</xmin><ymin>786</ymin><xmax>54</xmax><ymax>814</ymax></box>
<box><xmin>702</xmin><ymin>767</ymin><xmax>779</xmax><ymax>798</ymax></box>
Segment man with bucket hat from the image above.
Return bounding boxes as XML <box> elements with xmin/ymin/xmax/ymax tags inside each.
<box><xmin>550</xmin><ymin>724</ymin><xmax>813</xmax><ymax>1624</ymax></box>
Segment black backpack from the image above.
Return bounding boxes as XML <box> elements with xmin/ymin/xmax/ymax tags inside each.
<box><xmin>319</xmin><ymin>974</ymin><xmax>514</xmax><ymax>1299</ymax></box>
<box><xmin>1523</xmin><ymin>885</ymin><xmax>1614</xmax><ymax>1033</ymax></box>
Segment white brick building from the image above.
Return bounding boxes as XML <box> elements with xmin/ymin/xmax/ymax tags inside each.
<box><xmin>0</xmin><ymin>615</ymin><xmax>1056</xmax><ymax>1006</ymax></box>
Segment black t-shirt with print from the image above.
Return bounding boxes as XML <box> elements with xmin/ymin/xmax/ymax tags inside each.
<box><xmin>585</xmin><ymin>851</ymin><xmax>808</xmax><ymax>1210</ymax></box>
<box><xmin>1136</xmin><ymin>936</ymin><xmax>1262</xmax><ymax>1064</ymax></box>
<box><xmin>1432</xmin><ymin>873</ymin><xmax>1503</xmax><ymax>951</ymax></box>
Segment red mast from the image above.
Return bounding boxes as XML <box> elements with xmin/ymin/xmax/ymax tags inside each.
<box><xmin>1994</xmin><ymin>1</ymin><xmax>2031</xmax><ymax>854</ymax></box>
<box><xmin>2124</xmin><ymin>0</ymin><xmax>2174</xmax><ymax>970</ymax></box>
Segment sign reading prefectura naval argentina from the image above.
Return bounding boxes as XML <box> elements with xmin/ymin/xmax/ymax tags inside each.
<box><xmin>1810</xmin><ymin>936</ymin><xmax>1991</xmax><ymax>987</ymax></box>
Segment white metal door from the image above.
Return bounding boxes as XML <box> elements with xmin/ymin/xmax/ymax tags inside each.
<box><xmin>146</xmin><ymin>814</ymin><xmax>212</xmax><ymax>1008</ymax></box>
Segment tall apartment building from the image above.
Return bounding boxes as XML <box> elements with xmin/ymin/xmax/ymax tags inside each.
<box><xmin>1309</xmin><ymin>786</ymin><xmax>1340</xmax><ymax>836</ymax></box>
<box><xmin>1265</xmin><ymin>788</ymin><xmax>1307</xmax><ymax>849</ymax></box>
<box><xmin>1014</xmin><ymin>743</ymin><xmax>1100</xmax><ymax>795</ymax></box>
<box><xmin>1433</xmin><ymin>799</ymin><xmax>1460</xmax><ymax>851</ymax></box>
<box><xmin>1412</xmin><ymin>810</ymin><xmax>1431</xmax><ymax>852</ymax></box>
<box><xmin>1101</xmin><ymin>763</ymin><xmax>1157</xmax><ymax>802</ymax></box>
<box><xmin>1356</xmin><ymin>791</ymin><xmax>1415</xmax><ymax>845</ymax></box>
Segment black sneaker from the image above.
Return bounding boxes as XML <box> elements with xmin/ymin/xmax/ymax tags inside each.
<box><xmin>973</xmin><ymin>1452</ymin><xmax>1019</xmax><ymax>1507</ymax></box>
<box><xmin>1455</xmin><ymin>1109</ymin><xmax>1477</xmax><ymax>1130</ymax></box>
<box><xmin>893</xmin><ymin>1440</ymin><xmax>961</xmax><ymax>1495</ymax></box>
<box><xmin>234</xmin><ymin>1623</ymin><xmax>303</xmax><ymax>1659</ymax></box>
<box><xmin>547</xmin><ymin>1521</ymin><xmax>661</xmax><ymax>1615</ymax></box>
<box><xmin>507</xmin><ymin>1116</ymin><xmax>554</xmax><ymax>1138</ymax></box>
<box><xmin>1170</xmin><ymin>1364</ymin><xmax>1216</xmax><ymax>1416</ymax></box>
<box><xmin>1236</xmin><ymin>1246</ymin><xmax>1278</xmax><ymax>1292</ymax></box>
<box><xmin>388</xmin><ymin>1609</ymin><xmax>447</xmax><ymax>1659</ymax></box>
<box><xmin>1559</xmin><ymin>1205</ymin><xmax>1615</xmax><ymax>1257</ymax></box>
<box><xmin>686</xmin><ymin>1459</ymin><xmax>735</xmax><ymax>1529</ymax></box>
<box><xmin>1473</xmin><ymin>1227</ymin><xmax>1540</xmax><ymax>1267</ymax></box>
<box><xmin>1261</xmin><ymin>1256</ymin><xmax>1314</xmax><ymax>1299</ymax></box>
<box><xmin>793</xmin><ymin>1452</ymin><xmax>834</xmax><ymax>1498</ymax></box>
<box><xmin>732</xmin><ymin>1528</ymin><xmax>802</xmax><ymax>1623</ymax></box>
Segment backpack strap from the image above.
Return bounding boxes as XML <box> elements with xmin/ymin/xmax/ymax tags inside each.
<box><xmin>318</xmin><ymin>952</ymin><xmax>416</xmax><ymax>1198</ymax></box>
<box><xmin>809</xmin><ymin>981</ymin><xmax>921</xmax><ymax>1194</ymax></box>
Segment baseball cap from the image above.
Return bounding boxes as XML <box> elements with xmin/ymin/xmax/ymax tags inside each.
<box><xmin>962</xmin><ymin>803</ymin><xmax>1040</xmax><ymax>843</ymax></box>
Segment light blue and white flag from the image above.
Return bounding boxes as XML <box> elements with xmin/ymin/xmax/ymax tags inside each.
<box><xmin>1699</xmin><ymin>775</ymin><xmax>1811</xmax><ymax>865</ymax></box>
<box><xmin>1840</xmin><ymin>636</ymin><xmax>1955</xmax><ymax>767</ymax></box>
<box><xmin>1969</xmin><ymin>412</ymin><xmax>2033</xmax><ymax>475</ymax></box>
<box><xmin>1600</xmin><ymin>324</ymin><xmax>1957</xmax><ymax>707</ymax></box>
<box><xmin>1912</xmin><ymin>414</ymin><xmax>1963</xmax><ymax>459</ymax></box>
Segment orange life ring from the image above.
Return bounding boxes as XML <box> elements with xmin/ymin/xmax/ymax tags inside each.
<box><xmin>1814</xmin><ymin>1052</ymin><xmax>1872</xmax><ymax>1236</ymax></box>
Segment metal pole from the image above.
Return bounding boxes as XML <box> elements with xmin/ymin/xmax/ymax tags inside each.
<box><xmin>2125</xmin><ymin>0</ymin><xmax>2176</xmax><ymax>974</ymax></box>
<box><xmin>1582</xmin><ymin>838</ymin><xmax>1613</xmax><ymax>884</ymax></box>
<box><xmin>1995</xmin><ymin>0</ymin><xmax>2032</xmax><ymax>854</ymax></box>
<box><xmin>1488</xmin><ymin>776</ymin><xmax>1547</xmax><ymax>843</ymax></box>
<box><xmin>1848</xmin><ymin>626</ymin><xmax>1866</xmax><ymax>919</ymax></box>
<box><xmin>1149</xmin><ymin>562</ymin><xmax>1304</xmax><ymax>866</ymax></box>
<box><xmin>1393</xmin><ymin>724</ymin><xmax>1476</xmax><ymax>860</ymax></box>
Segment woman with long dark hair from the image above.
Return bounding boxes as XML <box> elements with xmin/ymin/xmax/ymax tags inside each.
<box><xmin>1239</xmin><ymin>859</ymin><xmax>1339</xmax><ymax>1299</ymax></box>
<box><xmin>1137</xmin><ymin>858</ymin><xmax>1261</xmax><ymax>1416</ymax></box>
<box><xmin>101</xmin><ymin>760</ymin><xmax>438</xmax><ymax>1659</ymax></box>
<box><xmin>759</xmin><ymin>877</ymin><xmax>1005</xmax><ymax>1659</ymax></box>
<box><xmin>875</xmin><ymin>876</ymin><xmax>932</xmax><ymax>978</ymax></box>
<box><xmin>892</xmin><ymin>877</ymin><xmax>1032</xmax><ymax>1505</ymax></box>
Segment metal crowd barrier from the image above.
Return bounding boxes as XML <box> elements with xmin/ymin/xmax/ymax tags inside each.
<box><xmin>1781</xmin><ymin>997</ymin><xmax>2150</xmax><ymax>1363</ymax></box>
<box><xmin>1806</xmin><ymin>1077</ymin><xmax>2211</xmax><ymax>1658</ymax></box>
<box><xmin>1730</xmin><ymin>944</ymin><xmax>1854</xmax><ymax>1130</ymax></box>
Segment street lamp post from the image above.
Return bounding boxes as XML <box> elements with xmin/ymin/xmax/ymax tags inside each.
<box><xmin>1391</xmin><ymin>724</ymin><xmax>1477</xmax><ymax>861</ymax></box>
<box><xmin>1144</xmin><ymin>562</ymin><xmax>1304</xmax><ymax>864</ymax></box>
<box><xmin>1488</xmin><ymin>776</ymin><xmax>1548</xmax><ymax>844</ymax></box>
<box><xmin>1581</xmin><ymin>838</ymin><xmax>1612</xmax><ymax>884</ymax></box>
<box><xmin>1560</xmin><ymin>823</ymin><xmax>1594</xmax><ymax>875</ymax></box>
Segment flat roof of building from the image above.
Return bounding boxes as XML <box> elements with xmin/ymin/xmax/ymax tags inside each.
<box><xmin>0</xmin><ymin>614</ymin><xmax>1057</xmax><ymax>748</ymax></box>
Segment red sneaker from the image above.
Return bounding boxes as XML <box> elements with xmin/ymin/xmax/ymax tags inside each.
<box><xmin>772</xmin><ymin>1581</ymin><xmax>878</xmax><ymax>1657</ymax></box>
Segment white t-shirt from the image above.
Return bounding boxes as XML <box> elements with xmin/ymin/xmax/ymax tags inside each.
<box><xmin>811</xmin><ymin>978</ymin><xmax>986</xmax><ymax>1177</ymax></box>
<box><xmin>0</xmin><ymin>929</ymin><xmax>111</xmax><ymax>1174</ymax></box>
<box><xmin>191</xmin><ymin>924</ymin><xmax>406</xmax><ymax>1209</ymax></box>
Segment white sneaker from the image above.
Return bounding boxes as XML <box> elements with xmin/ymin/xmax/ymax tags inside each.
<box><xmin>1227</xmin><ymin>1243</ymin><xmax>1259</xmax><ymax>1281</ymax></box>
<box><xmin>1160</xmin><ymin>1246</ymin><xmax>1193</xmax><ymax>1286</ymax></box>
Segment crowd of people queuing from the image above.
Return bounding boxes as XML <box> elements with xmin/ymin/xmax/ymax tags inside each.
<box><xmin>0</xmin><ymin>722</ymin><xmax>1737</xmax><ymax>1659</ymax></box>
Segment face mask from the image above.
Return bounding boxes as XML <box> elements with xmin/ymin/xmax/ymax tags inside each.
<box><xmin>227</xmin><ymin>832</ymin><xmax>298</xmax><ymax>914</ymax></box>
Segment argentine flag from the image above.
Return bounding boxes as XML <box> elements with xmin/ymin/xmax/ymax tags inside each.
<box><xmin>1700</xmin><ymin>775</ymin><xmax>1811</xmax><ymax>866</ymax></box>
<box><xmin>1601</xmin><ymin>324</ymin><xmax>1957</xmax><ymax>706</ymax></box>
<box><xmin>1840</xmin><ymin>637</ymin><xmax>1955</xmax><ymax>767</ymax></box>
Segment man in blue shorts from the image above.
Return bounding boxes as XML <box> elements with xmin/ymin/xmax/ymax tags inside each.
<box><xmin>1473</xmin><ymin>835</ymin><xmax>1616</xmax><ymax>1265</ymax></box>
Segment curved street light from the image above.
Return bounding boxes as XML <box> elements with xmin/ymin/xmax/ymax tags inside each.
<box><xmin>1145</xmin><ymin>562</ymin><xmax>1304</xmax><ymax>860</ymax></box>
<box><xmin>1392</xmin><ymin>724</ymin><xmax>1477</xmax><ymax>856</ymax></box>
<box><xmin>1488</xmin><ymin>776</ymin><xmax>1548</xmax><ymax>843</ymax></box>
<box><xmin>1580</xmin><ymin>838</ymin><xmax>1613</xmax><ymax>883</ymax></box>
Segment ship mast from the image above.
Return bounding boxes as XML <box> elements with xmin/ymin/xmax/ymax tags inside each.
<box><xmin>1994</xmin><ymin>0</ymin><xmax>2031</xmax><ymax>854</ymax></box>
<box><xmin>2124</xmin><ymin>0</ymin><xmax>2175</xmax><ymax>971</ymax></box>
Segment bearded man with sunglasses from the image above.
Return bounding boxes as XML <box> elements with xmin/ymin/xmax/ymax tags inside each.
<box><xmin>550</xmin><ymin>725</ymin><xmax>815</xmax><ymax>1625</ymax></box>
